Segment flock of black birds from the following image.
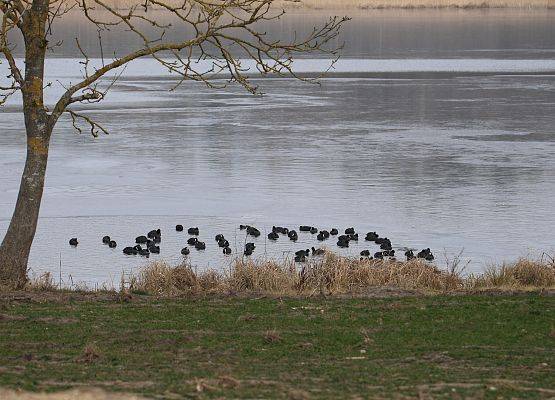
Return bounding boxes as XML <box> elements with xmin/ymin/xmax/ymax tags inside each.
<box><xmin>68</xmin><ymin>224</ymin><xmax>435</xmax><ymax>263</ymax></box>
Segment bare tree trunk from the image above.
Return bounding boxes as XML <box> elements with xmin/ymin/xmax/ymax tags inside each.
<box><xmin>0</xmin><ymin>133</ymin><xmax>50</xmax><ymax>289</ymax></box>
<box><xmin>0</xmin><ymin>0</ymin><xmax>50</xmax><ymax>289</ymax></box>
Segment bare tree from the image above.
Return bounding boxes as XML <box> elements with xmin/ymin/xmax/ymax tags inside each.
<box><xmin>0</xmin><ymin>0</ymin><xmax>347</xmax><ymax>288</ymax></box>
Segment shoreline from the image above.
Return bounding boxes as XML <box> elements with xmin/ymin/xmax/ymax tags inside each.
<box><xmin>13</xmin><ymin>252</ymin><xmax>555</xmax><ymax>296</ymax></box>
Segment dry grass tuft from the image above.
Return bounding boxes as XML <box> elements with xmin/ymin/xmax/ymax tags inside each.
<box><xmin>27</xmin><ymin>272</ymin><xmax>57</xmax><ymax>292</ymax></box>
<box><xmin>263</xmin><ymin>330</ymin><xmax>282</xmax><ymax>344</ymax></box>
<box><xmin>130</xmin><ymin>261</ymin><xmax>224</xmax><ymax>296</ymax></box>
<box><xmin>468</xmin><ymin>257</ymin><xmax>555</xmax><ymax>289</ymax></box>
<box><xmin>77</xmin><ymin>344</ymin><xmax>101</xmax><ymax>364</ymax></box>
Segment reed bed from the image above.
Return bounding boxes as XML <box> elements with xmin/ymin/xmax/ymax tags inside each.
<box><xmin>107</xmin><ymin>252</ymin><xmax>555</xmax><ymax>297</ymax></box>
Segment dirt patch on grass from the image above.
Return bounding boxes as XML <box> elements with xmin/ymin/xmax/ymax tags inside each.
<box><xmin>0</xmin><ymin>314</ymin><xmax>27</xmax><ymax>322</ymax></box>
<box><xmin>0</xmin><ymin>387</ymin><xmax>149</xmax><ymax>400</ymax></box>
<box><xmin>35</xmin><ymin>317</ymin><xmax>79</xmax><ymax>324</ymax></box>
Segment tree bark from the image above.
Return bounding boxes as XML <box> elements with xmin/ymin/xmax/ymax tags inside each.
<box><xmin>0</xmin><ymin>0</ymin><xmax>50</xmax><ymax>289</ymax></box>
<box><xmin>0</xmin><ymin>134</ymin><xmax>50</xmax><ymax>289</ymax></box>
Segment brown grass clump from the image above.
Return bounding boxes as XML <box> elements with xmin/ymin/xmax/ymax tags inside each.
<box><xmin>27</xmin><ymin>272</ymin><xmax>57</xmax><ymax>292</ymax></box>
<box><xmin>263</xmin><ymin>330</ymin><xmax>282</xmax><ymax>344</ymax></box>
<box><xmin>130</xmin><ymin>253</ymin><xmax>465</xmax><ymax>296</ymax></box>
<box><xmin>77</xmin><ymin>344</ymin><xmax>101</xmax><ymax>364</ymax></box>
<box><xmin>130</xmin><ymin>261</ymin><xmax>225</xmax><ymax>296</ymax></box>
<box><xmin>469</xmin><ymin>257</ymin><xmax>555</xmax><ymax>289</ymax></box>
<box><xmin>227</xmin><ymin>252</ymin><xmax>463</xmax><ymax>295</ymax></box>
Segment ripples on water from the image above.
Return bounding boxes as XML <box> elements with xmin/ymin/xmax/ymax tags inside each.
<box><xmin>0</xmin><ymin>10</ymin><xmax>554</xmax><ymax>284</ymax></box>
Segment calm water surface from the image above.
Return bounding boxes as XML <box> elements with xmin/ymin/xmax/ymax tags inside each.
<box><xmin>1</xmin><ymin>10</ymin><xmax>554</xmax><ymax>284</ymax></box>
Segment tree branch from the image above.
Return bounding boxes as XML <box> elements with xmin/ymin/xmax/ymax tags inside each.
<box><xmin>45</xmin><ymin>0</ymin><xmax>348</xmax><ymax>133</ymax></box>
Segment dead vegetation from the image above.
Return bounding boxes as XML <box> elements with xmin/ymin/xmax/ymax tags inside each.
<box><xmin>96</xmin><ymin>252</ymin><xmax>555</xmax><ymax>297</ymax></box>
<box><xmin>19</xmin><ymin>252</ymin><xmax>554</xmax><ymax>297</ymax></box>
<box><xmin>124</xmin><ymin>253</ymin><xmax>465</xmax><ymax>296</ymax></box>
<box><xmin>469</xmin><ymin>255</ymin><xmax>555</xmax><ymax>289</ymax></box>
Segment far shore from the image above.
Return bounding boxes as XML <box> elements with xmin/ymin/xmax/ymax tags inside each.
<box><xmin>274</xmin><ymin>0</ymin><xmax>554</xmax><ymax>9</ymax></box>
<box><xmin>105</xmin><ymin>0</ymin><xmax>555</xmax><ymax>9</ymax></box>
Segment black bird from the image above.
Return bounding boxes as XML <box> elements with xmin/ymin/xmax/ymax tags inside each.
<box><xmin>374</xmin><ymin>251</ymin><xmax>384</xmax><ymax>259</ymax></box>
<box><xmin>136</xmin><ymin>236</ymin><xmax>148</xmax><ymax>244</ymax></box>
<box><xmin>299</xmin><ymin>225</ymin><xmax>312</xmax><ymax>232</ymax></box>
<box><xmin>405</xmin><ymin>250</ymin><xmax>415</xmax><ymax>261</ymax></box>
<box><xmin>176</xmin><ymin>225</ymin><xmax>184</xmax><ymax>232</ymax></box>
<box><xmin>152</xmin><ymin>235</ymin><xmax>161</xmax><ymax>244</ymax></box>
<box><xmin>273</xmin><ymin>226</ymin><xmax>289</xmax><ymax>235</ymax></box>
<box><xmin>239</xmin><ymin>224</ymin><xmax>248</xmax><ymax>230</ymax></box>
<box><xmin>360</xmin><ymin>250</ymin><xmax>370</xmax><ymax>257</ymax></box>
<box><xmin>375</xmin><ymin>237</ymin><xmax>391</xmax><ymax>246</ymax></box>
<box><xmin>215</xmin><ymin>234</ymin><xmax>225</xmax><ymax>242</ymax></box>
<box><xmin>134</xmin><ymin>244</ymin><xmax>142</xmax><ymax>252</ymax></box>
<box><xmin>102</xmin><ymin>236</ymin><xmax>111</xmax><ymax>244</ymax></box>
<box><xmin>382</xmin><ymin>249</ymin><xmax>395</xmax><ymax>257</ymax></box>
<box><xmin>244</xmin><ymin>248</ymin><xmax>254</xmax><ymax>256</ymax></box>
<box><xmin>337</xmin><ymin>238</ymin><xmax>349</xmax><ymax>248</ymax></box>
<box><xmin>288</xmin><ymin>230</ymin><xmax>298</xmax><ymax>241</ymax></box>
<box><xmin>310</xmin><ymin>227</ymin><xmax>318</xmax><ymax>234</ymax></box>
<box><xmin>317</xmin><ymin>230</ymin><xmax>330</xmax><ymax>241</ymax></box>
<box><xmin>246</xmin><ymin>226</ymin><xmax>261</xmax><ymax>238</ymax></box>
<box><xmin>311</xmin><ymin>247</ymin><xmax>325</xmax><ymax>256</ymax></box>
<box><xmin>69</xmin><ymin>238</ymin><xmax>78</xmax><ymax>247</ymax></box>
<box><xmin>123</xmin><ymin>247</ymin><xmax>137</xmax><ymax>255</ymax></box>
<box><xmin>109</xmin><ymin>240</ymin><xmax>117</xmax><ymax>248</ymax></box>
<box><xmin>188</xmin><ymin>227</ymin><xmax>200</xmax><ymax>235</ymax></box>
<box><xmin>345</xmin><ymin>227</ymin><xmax>355</xmax><ymax>235</ymax></box>
<box><xmin>181</xmin><ymin>247</ymin><xmax>190</xmax><ymax>256</ymax></box>
<box><xmin>380</xmin><ymin>242</ymin><xmax>392</xmax><ymax>251</ymax></box>
<box><xmin>349</xmin><ymin>233</ymin><xmax>359</xmax><ymax>241</ymax></box>
<box><xmin>147</xmin><ymin>229</ymin><xmax>161</xmax><ymax>239</ymax></box>
<box><xmin>218</xmin><ymin>239</ymin><xmax>230</xmax><ymax>248</ymax></box>
<box><xmin>417</xmin><ymin>248</ymin><xmax>434</xmax><ymax>261</ymax></box>
<box><xmin>139</xmin><ymin>249</ymin><xmax>150</xmax><ymax>257</ymax></box>
<box><xmin>268</xmin><ymin>231</ymin><xmax>279</xmax><ymax>241</ymax></box>
<box><xmin>330</xmin><ymin>228</ymin><xmax>339</xmax><ymax>236</ymax></box>
<box><xmin>148</xmin><ymin>244</ymin><xmax>160</xmax><ymax>254</ymax></box>
<box><xmin>187</xmin><ymin>237</ymin><xmax>198</xmax><ymax>245</ymax></box>
<box><xmin>245</xmin><ymin>242</ymin><xmax>256</xmax><ymax>251</ymax></box>
<box><xmin>294</xmin><ymin>254</ymin><xmax>307</xmax><ymax>263</ymax></box>
<box><xmin>223</xmin><ymin>247</ymin><xmax>232</xmax><ymax>255</ymax></box>
<box><xmin>295</xmin><ymin>249</ymin><xmax>310</xmax><ymax>257</ymax></box>
<box><xmin>365</xmin><ymin>232</ymin><xmax>379</xmax><ymax>241</ymax></box>
<box><xmin>195</xmin><ymin>241</ymin><xmax>206</xmax><ymax>251</ymax></box>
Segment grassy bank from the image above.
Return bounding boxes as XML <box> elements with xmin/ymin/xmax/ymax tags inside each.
<box><xmin>0</xmin><ymin>294</ymin><xmax>554</xmax><ymax>398</ymax></box>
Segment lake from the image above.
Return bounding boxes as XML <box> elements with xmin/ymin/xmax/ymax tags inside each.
<box><xmin>1</xmin><ymin>9</ymin><xmax>554</xmax><ymax>285</ymax></box>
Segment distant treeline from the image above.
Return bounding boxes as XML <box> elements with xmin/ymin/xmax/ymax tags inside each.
<box><xmin>99</xmin><ymin>0</ymin><xmax>554</xmax><ymax>10</ymax></box>
<box><xmin>278</xmin><ymin>0</ymin><xmax>554</xmax><ymax>9</ymax></box>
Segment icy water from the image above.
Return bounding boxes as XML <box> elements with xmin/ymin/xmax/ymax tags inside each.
<box><xmin>1</xmin><ymin>10</ymin><xmax>555</xmax><ymax>285</ymax></box>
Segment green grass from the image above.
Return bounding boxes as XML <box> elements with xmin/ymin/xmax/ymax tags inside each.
<box><xmin>0</xmin><ymin>294</ymin><xmax>554</xmax><ymax>399</ymax></box>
